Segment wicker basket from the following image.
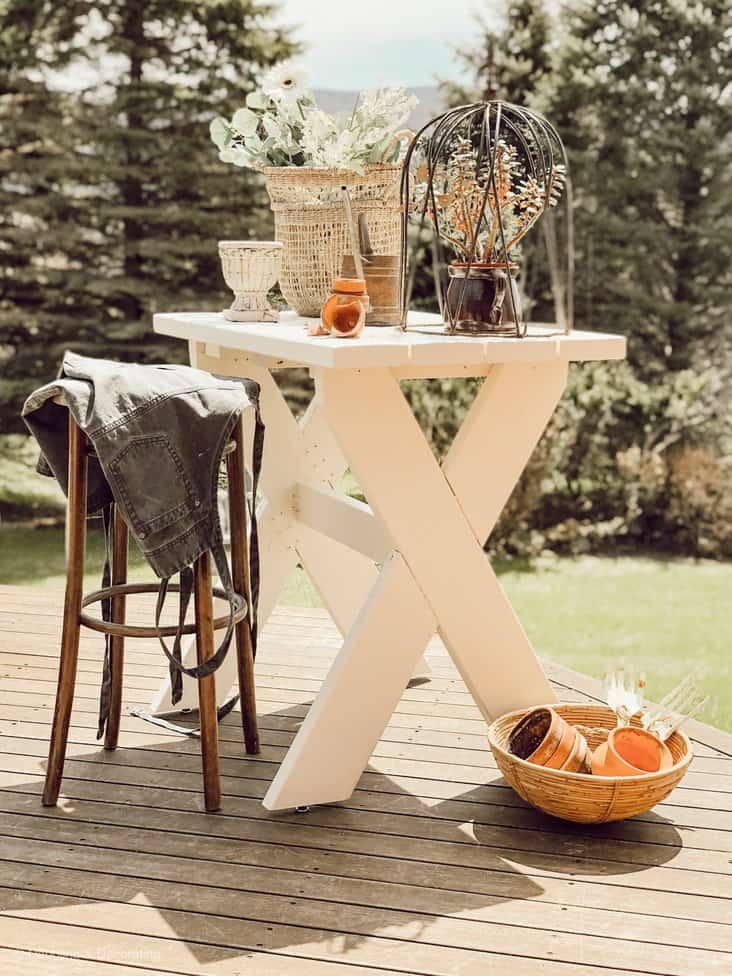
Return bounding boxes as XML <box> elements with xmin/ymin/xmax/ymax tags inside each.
<box><xmin>488</xmin><ymin>703</ymin><xmax>693</xmax><ymax>824</ymax></box>
<box><xmin>263</xmin><ymin>164</ymin><xmax>402</xmax><ymax>316</ymax></box>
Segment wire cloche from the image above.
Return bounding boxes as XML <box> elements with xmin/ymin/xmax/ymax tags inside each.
<box><xmin>399</xmin><ymin>101</ymin><xmax>573</xmax><ymax>337</ymax></box>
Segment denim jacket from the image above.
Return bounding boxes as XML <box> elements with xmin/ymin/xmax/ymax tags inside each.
<box><xmin>23</xmin><ymin>351</ymin><xmax>264</xmax><ymax>734</ymax></box>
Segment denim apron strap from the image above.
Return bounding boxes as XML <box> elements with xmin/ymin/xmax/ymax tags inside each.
<box><xmin>168</xmin><ymin>565</ymin><xmax>193</xmax><ymax>705</ymax></box>
<box><xmin>151</xmin><ymin>398</ymin><xmax>264</xmax><ymax>694</ymax></box>
<box><xmin>96</xmin><ymin>502</ymin><xmax>115</xmax><ymax>739</ymax></box>
<box><xmin>244</xmin><ymin>398</ymin><xmax>264</xmax><ymax>654</ymax></box>
<box><xmin>152</xmin><ymin>572</ymin><xmax>243</xmax><ymax>683</ymax></box>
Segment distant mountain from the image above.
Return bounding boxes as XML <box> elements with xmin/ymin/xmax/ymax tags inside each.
<box><xmin>313</xmin><ymin>86</ymin><xmax>445</xmax><ymax>131</ymax></box>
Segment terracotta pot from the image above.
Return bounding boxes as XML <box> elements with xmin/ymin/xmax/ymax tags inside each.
<box><xmin>445</xmin><ymin>262</ymin><xmax>522</xmax><ymax>336</ymax></box>
<box><xmin>542</xmin><ymin>718</ymin><xmax>577</xmax><ymax>769</ymax></box>
<box><xmin>592</xmin><ymin>726</ymin><xmax>673</xmax><ymax>777</ymax></box>
<box><xmin>559</xmin><ymin>728</ymin><xmax>592</xmax><ymax>773</ymax></box>
<box><xmin>321</xmin><ymin>278</ymin><xmax>369</xmax><ymax>339</ymax></box>
<box><xmin>508</xmin><ymin>707</ymin><xmax>591</xmax><ymax>773</ymax></box>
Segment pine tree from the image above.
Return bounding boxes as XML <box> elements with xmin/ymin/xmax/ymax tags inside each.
<box><xmin>0</xmin><ymin>0</ymin><xmax>296</xmax><ymax>430</ymax></box>
<box><xmin>550</xmin><ymin>0</ymin><xmax>732</xmax><ymax>375</ymax></box>
<box><xmin>444</xmin><ymin>1</ymin><xmax>553</xmax><ymax>107</ymax></box>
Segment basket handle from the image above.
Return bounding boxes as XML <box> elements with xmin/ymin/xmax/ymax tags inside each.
<box><xmin>386</xmin><ymin>128</ymin><xmax>415</xmax><ymax>162</ymax></box>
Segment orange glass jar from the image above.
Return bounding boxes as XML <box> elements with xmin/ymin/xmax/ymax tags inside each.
<box><xmin>321</xmin><ymin>278</ymin><xmax>370</xmax><ymax>338</ymax></box>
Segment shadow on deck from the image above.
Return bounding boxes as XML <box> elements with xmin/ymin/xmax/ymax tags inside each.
<box><xmin>0</xmin><ymin>585</ymin><xmax>730</xmax><ymax>976</ymax></box>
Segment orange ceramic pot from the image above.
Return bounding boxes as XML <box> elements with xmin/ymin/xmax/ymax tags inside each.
<box><xmin>592</xmin><ymin>726</ymin><xmax>673</xmax><ymax>777</ymax></box>
<box><xmin>542</xmin><ymin>719</ymin><xmax>578</xmax><ymax>769</ymax></box>
<box><xmin>508</xmin><ymin>707</ymin><xmax>591</xmax><ymax>773</ymax></box>
<box><xmin>321</xmin><ymin>278</ymin><xmax>369</xmax><ymax>338</ymax></box>
<box><xmin>558</xmin><ymin>727</ymin><xmax>592</xmax><ymax>773</ymax></box>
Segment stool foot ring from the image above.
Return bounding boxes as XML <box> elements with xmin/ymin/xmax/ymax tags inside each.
<box><xmin>79</xmin><ymin>582</ymin><xmax>248</xmax><ymax>638</ymax></box>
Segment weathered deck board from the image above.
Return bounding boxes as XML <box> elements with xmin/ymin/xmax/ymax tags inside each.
<box><xmin>0</xmin><ymin>584</ymin><xmax>730</xmax><ymax>976</ymax></box>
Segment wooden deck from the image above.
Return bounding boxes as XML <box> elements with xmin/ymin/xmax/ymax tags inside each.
<box><xmin>0</xmin><ymin>583</ymin><xmax>730</xmax><ymax>976</ymax></box>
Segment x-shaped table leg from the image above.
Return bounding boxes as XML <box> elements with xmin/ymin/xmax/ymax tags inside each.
<box><xmin>263</xmin><ymin>360</ymin><xmax>568</xmax><ymax>810</ymax></box>
<box><xmin>150</xmin><ymin>349</ymin><xmax>429</xmax><ymax>715</ymax></box>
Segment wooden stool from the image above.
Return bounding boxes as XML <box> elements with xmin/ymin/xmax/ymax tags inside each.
<box><xmin>43</xmin><ymin>410</ymin><xmax>259</xmax><ymax>813</ymax></box>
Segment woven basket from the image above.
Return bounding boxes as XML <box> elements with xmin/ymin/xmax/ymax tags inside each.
<box><xmin>263</xmin><ymin>164</ymin><xmax>402</xmax><ymax>316</ymax></box>
<box><xmin>488</xmin><ymin>703</ymin><xmax>692</xmax><ymax>824</ymax></box>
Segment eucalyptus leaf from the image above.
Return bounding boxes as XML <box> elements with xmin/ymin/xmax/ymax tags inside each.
<box><xmin>246</xmin><ymin>90</ymin><xmax>269</xmax><ymax>110</ymax></box>
<box><xmin>262</xmin><ymin>114</ymin><xmax>282</xmax><ymax>139</ymax></box>
<box><xmin>245</xmin><ymin>133</ymin><xmax>263</xmax><ymax>152</ymax></box>
<box><xmin>209</xmin><ymin>117</ymin><xmax>230</xmax><ymax>150</ymax></box>
<box><xmin>219</xmin><ymin>146</ymin><xmax>252</xmax><ymax>167</ymax></box>
<box><xmin>231</xmin><ymin>151</ymin><xmax>253</xmax><ymax>168</ymax></box>
<box><xmin>231</xmin><ymin>107</ymin><xmax>259</xmax><ymax>136</ymax></box>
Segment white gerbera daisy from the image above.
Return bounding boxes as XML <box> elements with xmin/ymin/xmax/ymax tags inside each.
<box><xmin>261</xmin><ymin>61</ymin><xmax>310</xmax><ymax>102</ymax></box>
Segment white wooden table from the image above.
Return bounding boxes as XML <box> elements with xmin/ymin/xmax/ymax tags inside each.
<box><xmin>152</xmin><ymin>310</ymin><xmax>626</xmax><ymax>811</ymax></box>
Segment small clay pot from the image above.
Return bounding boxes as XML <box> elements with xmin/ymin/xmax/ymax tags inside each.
<box><xmin>559</xmin><ymin>728</ymin><xmax>592</xmax><ymax>773</ymax></box>
<box><xmin>508</xmin><ymin>707</ymin><xmax>591</xmax><ymax>773</ymax></box>
<box><xmin>592</xmin><ymin>726</ymin><xmax>673</xmax><ymax>777</ymax></box>
<box><xmin>508</xmin><ymin>708</ymin><xmax>558</xmax><ymax>762</ymax></box>
<box><xmin>542</xmin><ymin>718</ymin><xmax>577</xmax><ymax>769</ymax></box>
<box><xmin>321</xmin><ymin>278</ymin><xmax>369</xmax><ymax>339</ymax></box>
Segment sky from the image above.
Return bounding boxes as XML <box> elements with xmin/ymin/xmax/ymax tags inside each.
<box><xmin>274</xmin><ymin>0</ymin><xmax>500</xmax><ymax>90</ymax></box>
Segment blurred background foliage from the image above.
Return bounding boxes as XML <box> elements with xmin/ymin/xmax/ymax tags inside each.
<box><xmin>0</xmin><ymin>0</ymin><xmax>296</xmax><ymax>425</ymax></box>
<box><xmin>0</xmin><ymin>0</ymin><xmax>730</xmax><ymax>559</ymax></box>
<box><xmin>409</xmin><ymin>0</ymin><xmax>732</xmax><ymax>558</ymax></box>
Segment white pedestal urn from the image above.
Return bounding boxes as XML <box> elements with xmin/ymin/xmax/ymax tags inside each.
<box><xmin>218</xmin><ymin>240</ymin><xmax>283</xmax><ymax>322</ymax></box>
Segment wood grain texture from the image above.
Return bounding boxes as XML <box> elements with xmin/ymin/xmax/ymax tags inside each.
<box><xmin>42</xmin><ymin>415</ymin><xmax>87</xmax><ymax>806</ymax></box>
<box><xmin>193</xmin><ymin>550</ymin><xmax>221</xmax><ymax>812</ymax></box>
<box><xmin>1</xmin><ymin>584</ymin><xmax>731</xmax><ymax>976</ymax></box>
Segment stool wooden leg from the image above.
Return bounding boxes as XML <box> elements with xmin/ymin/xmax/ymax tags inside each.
<box><xmin>226</xmin><ymin>416</ymin><xmax>260</xmax><ymax>755</ymax></box>
<box><xmin>43</xmin><ymin>416</ymin><xmax>87</xmax><ymax>806</ymax></box>
<box><xmin>193</xmin><ymin>549</ymin><xmax>222</xmax><ymax>812</ymax></box>
<box><xmin>104</xmin><ymin>505</ymin><xmax>128</xmax><ymax>751</ymax></box>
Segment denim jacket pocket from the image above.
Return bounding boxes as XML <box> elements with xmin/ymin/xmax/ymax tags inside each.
<box><xmin>107</xmin><ymin>433</ymin><xmax>199</xmax><ymax>541</ymax></box>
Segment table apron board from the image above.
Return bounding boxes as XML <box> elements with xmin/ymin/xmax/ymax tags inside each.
<box><xmin>153</xmin><ymin>310</ymin><xmax>627</xmax><ymax>371</ymax></box>
<box><xmin>148</xmin><ymin>316</ymin><xmax>625</xmax><ymax>810</ymax></box>
<box><xmin>200</xmin><ymin>343</ymin><xmax>517</xmax><ymax>380</ymax></box>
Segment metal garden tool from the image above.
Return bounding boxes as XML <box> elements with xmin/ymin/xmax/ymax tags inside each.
<box><xmin>340</xmin><ymin>185</ymin><xmax>365</xmax><ymax>281</ymax></box>
<box><xmin>341</xmin><ymin>212</ymin><xmax>401</xmax><ymax>325</ymax></box>
<box><xmin>602</xmin><ymin>666</ymin><xmax>647</xmax><ymax>725</ymax></box>
<box><xmin>641</xmin><ymin>674</ymin><xmax>709</xmax><ymax>741</ymax></box>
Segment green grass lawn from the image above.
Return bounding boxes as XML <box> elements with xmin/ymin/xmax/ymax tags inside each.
<box><xmin>1</xmin><ymin>524</ymin><xmax>729</xmax><ymax>732</ymax></box>
<box><xmin>0</xmin><ymin>435</ymin><xmax>65</xmax><ymax>521</ymax></box>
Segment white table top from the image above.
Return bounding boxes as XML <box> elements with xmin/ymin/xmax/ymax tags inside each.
<box><xmin>153</xmin><ymin>310</ymin><xmax>626</xmax><ymax>369</ymax></box>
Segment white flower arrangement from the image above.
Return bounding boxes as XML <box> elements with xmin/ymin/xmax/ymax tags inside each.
<box><xmin>210</xmin><ymin>61</ymin><xmax>418</xmax><ymax>173</ymax></box>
